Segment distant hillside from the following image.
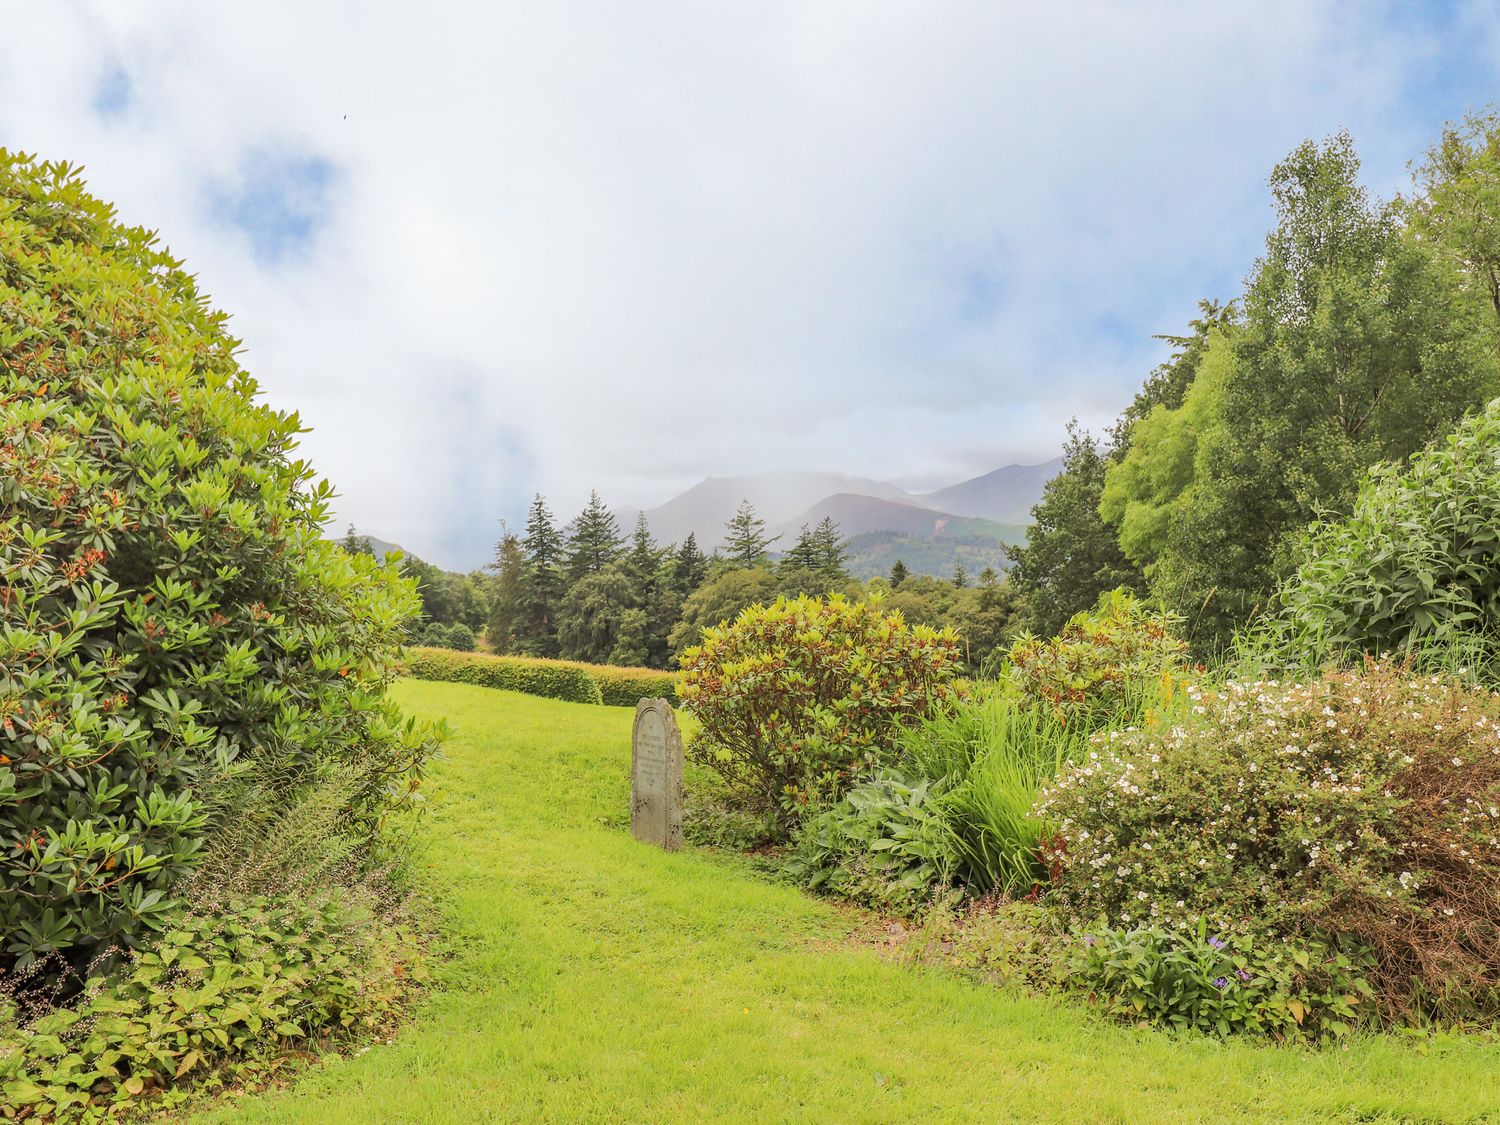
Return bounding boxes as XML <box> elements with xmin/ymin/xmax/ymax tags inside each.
<box><xmin>916</xmin><ymin>458</ymin><xmax>1062</xmax><ymax>523</ymax></box>
<box><xmin>629</xmin><ymin>471</ymin><xmax>911</xmax><ymax>548</ymax></box>
<box><xmin>772</xmin><ymin>493</ymin><xmax>1014</xmax><ymax>542</ymax></box>
<box><xmin>843</xmin><ymin>529</ymin><xmax>1027</xmax><ymax>581</ymax></box>
<box><xmin>357</xmin><ymin>534</ymin><xmax>405</xmax><ymax>561</ymax></box>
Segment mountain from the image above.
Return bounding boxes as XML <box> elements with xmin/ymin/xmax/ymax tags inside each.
<box><xmin>628</xmin><ymin>471</ymin><xmax>911</xmax><ymax>549</ymax></box>
<box><xmin>770</xmin><ymin>493</ymin><xmax>1015</xmax><ymax>542</ymax></box>
<box><xmin>843</xmin><ymin>530</ymin><xmax>1026</xmax><ymax>581</ymax></box>
<box><xmin>915</xmin><ymin>457</ymin><xmax>1062</xmax><ymax>523</ymax></box>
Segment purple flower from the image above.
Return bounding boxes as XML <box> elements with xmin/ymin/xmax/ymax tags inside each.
<box><xmin>1082</xmin><ymin>933</ymin><xmax>1096</xmax><ymax>946</ymax></box>
<box><xmin>1213</xmin><ymin>977</ymin><xmax>1229</xmax><ymax>989</ymax></box>
<box><xmin>1208</xmin><ymin>936</ymin><xmax>1226</xmax><ymax>950</ymax></box>
<box><xmin>1236</xmin><ymin>969</ymin><xmax>1252</xmax><ymax>982</ymax></box>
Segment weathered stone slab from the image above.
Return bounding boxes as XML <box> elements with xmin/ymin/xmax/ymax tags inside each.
<box><xmin>631</xmin><ymin>698</ymin><xmax>683</xmax><ymax>850</ymax></box>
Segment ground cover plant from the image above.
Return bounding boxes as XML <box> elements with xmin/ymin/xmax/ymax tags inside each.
<box><xmin>177</xmin><ymin>682</ymin><xmax>1500</xmax><ymax>1124</ymax></box>
<box><xmin>0</xmin><ymin>153</ymin><xmax>438</xmax><ymax>1118</ymax></box>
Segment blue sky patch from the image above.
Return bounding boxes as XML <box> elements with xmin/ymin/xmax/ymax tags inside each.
<box><xmin>92</xmin><ymin>65</ymin><xmax>131</xmax><ymax>119</ymax></box>
<box><xmin>208</xmin><ymin>151</ymin><xmax>337</xmax><ymax>265</ymax></box>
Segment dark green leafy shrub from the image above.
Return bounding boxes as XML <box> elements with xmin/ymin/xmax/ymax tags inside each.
<box><xmin>1260</xmin><ymin>398</ymin><xmax>1500</xmax><ymax>670</ymax></box>
<box><xmin>408</xmin><ymin>621</ymin><xmax>476</xmax><ymax>651</ymax></box>
<box><xmin>1038</xmin><ymin>665</ymin><xmax>1500</xmax><ymax>1023</ymax></box>
<box><xmin>402</xmin><ymin>647</ymin><xmax>602</xmax><ymax>704</ymax></box>
<box><xmin>0</xmin><ymin>894</ymin><xmax>422</xmax><ymax>1120</ymax></box>
<box><xmin>678</xmin><ymin>594</ymin><xmax>963</xmax><ymax>820</ymax></box>
<box><xmin>0</xmin><ymin>153</ymin><xmax>436</xmax><ymax>978</ymax></box>
<box><xmin>1006</xmin><ymin>590</ymin><xmax>1187</xmax><ymax>732</ymax></box>
<box><xmin>786</xmin><ymin>771</ymin><xmax>960</xmax><ymax>915</ymax></box>
<box><xmin>1069</xmin><ymin>922</ymin><xmax>1376</xmax><ymax>1041</ymax></box>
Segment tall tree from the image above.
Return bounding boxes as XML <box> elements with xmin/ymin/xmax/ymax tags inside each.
<box><xmin>486</xmin><ymin>523</ymin><xmax>526</xmax><ymax>654</ymax></box>
<box><xmin>1005</xmin><ymin>421</ymin><xmax>1145</xmax><ymax>638</ymax></box>
<box><xmin>565</xmin><ymin>490</ymin><xmax>624</xmax><ymax>581</ymax></box>
<box><xmin>810</xmin><ymin>516</ymin><xmax>850</xmax><ymax>583</ymax></box>
<box><xmin>674</xmin><ymin>532</ymin><xmax>709</xmax><ymax>597</ymax></box>
<box><xmin>340</xmin><ymin>523</ymin><xmax>372</xmax><ymax>556</ymax></box>
<box><xmin>624</xmin><ymin>513</ymin><xmax>662</xmax><ymax>588</ymax></box>
<box><xmin>1151</xmin><ymin>131</ymin><xmax>1500</xmax><ymax>646</ymax></box>
<box><xmin>889</xmin><ymin>559</ymin><xmax>910</xmax><ymax>588</ymax></box>
<box><xmin>518</xmin><ymin>493</ymin><xmax>565</xmax><ymax>657</ymax></box>
<box><xmin>951</xmin><ymin>563</ymin><xmax>969</xmax><ymax>589</ymax></box>
<box><xmin>723</xmin><ymin>499</ymin><xmax>778</xmax><ymax>568</ymax></box>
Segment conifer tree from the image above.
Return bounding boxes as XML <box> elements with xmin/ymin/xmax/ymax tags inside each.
<box><xmin>624</xmin><ymin>513</ymin><xmax>661</xmax><ymax>588</ymax></box>
<box><xmin>486</xmin><ymin>523</ymin><xmax>526</xmax><ymax>654</ymax></box>
<box><xmin>782</xmin><ymin>524</ymin><xmax>819</xmax><ymax>572</ymax></box>
<box><xmin>565</xmin><ymin>490</ymin><xmax>624</xmax><ymax>581</ymax></box>
<box><xmin>518</xmin><ymin>493</ymin><xmax>565</xmax><ymax>656</ymax></box>
<box><xmin>889</xmin><ymin>559</ymin><xmax>909</xmax><ymax>588</ymax></box>
<box><xmin>810</xmin><ymin>516</ymin><xmax>850</xmax><ymax>582</ymax></box>
<box><xmin>675</xmin><ymin>532</ymin><xmax>709</xmax><ymax>596</ymax></box>
<box><xmin>952</xmin><ymin>563</ymin><xmax>969</xmax><ymax>588</ymax></box>
<box><xmin>723</xmin><ymin>499</ymin><xmax>778</xmax><ymax>567</ymax></box>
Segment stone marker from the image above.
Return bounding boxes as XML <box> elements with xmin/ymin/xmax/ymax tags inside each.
<box><xmin>631</xmin><ymin>698</ymin><xmax>684</xmax><ymax>851</ymax></box>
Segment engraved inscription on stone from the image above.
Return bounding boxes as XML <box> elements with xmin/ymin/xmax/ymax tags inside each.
<box><xmin>631</xmin><ymin>698</ymin><xmax>683</xmax><ymax>850</ymax></box>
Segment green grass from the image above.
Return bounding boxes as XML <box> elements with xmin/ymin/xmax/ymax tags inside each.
<box><xmin>197</xmin><ymin>681</ymin><xmax>1500</xmax><ymax>1124</ymax></box>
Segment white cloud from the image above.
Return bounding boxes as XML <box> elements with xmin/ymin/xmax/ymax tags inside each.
<box><xmin>3</xmin><ymin>1</ymin><xmax>1498</xmax><ymax>567</ymax></box>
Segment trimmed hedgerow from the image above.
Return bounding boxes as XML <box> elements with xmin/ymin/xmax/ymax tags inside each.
<box><xmin>402</xmin><ymin>647</ymin><xmax>603</xmax><ymax>705</ymax></box>
<box><xmin>589</xmin><ymin>664</ymin><xmax>679</xmax><ymax>708</ymax></box>
<box><xmin>0</xmin><ymin>894</ymin><xmax>424</xmax><ymax>1121</ymax></box>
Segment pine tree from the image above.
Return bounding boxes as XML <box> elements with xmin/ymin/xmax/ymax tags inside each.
<box><xmin>624</xmin><ymin>513</ymin><xmax>661</xmax><ymax>587</ymax></box>
<box><xmin>341</xmin><ymin>523</ymin><xmax>372</xmax><ymax>556</ymax></box>
<box><xmin>518</xmin><ymin>494</ymin><xmax>565</xmax><ymax>656</ymax></box>
<box><xmin>810</xmin><ymin>516</ymin><xmax>849</xmax><ymax>582</ymax></box>
<box><xmin>952</xmin><ymin>563</ymin><xmax>969</xmax><ymax>588</ymax></box>
<box><xmin>675</xmin><ymin>532</ymin><xmax>709</xmax><ymax>597</ymax></box>
<box><xmin>978</xmin><ymin>565</ymin><xmax>999</xmax><ymax>587</ymax></box>
<box><xmin>723</xmin><ymin>499</ymin><xmax>778</xmax><ymax>567</ymax></box>
<box><xmin>485</xmin><ymin>524</ymin><xmax>527</xmax><ymax>654</ymax></box>
<box><xmin>565</xmin><ymin>490</ymin><xmax>624</xmax><ymax>581</ymax></box>
<box><xmin>889</xmin><ymin>559</ymin><xmax>909</xmax><ymax>588</ymax></box>
<box><xmin>781</xmin><ymin>524</ymin><xmax>819</xmax><ymax>571</ymax></box>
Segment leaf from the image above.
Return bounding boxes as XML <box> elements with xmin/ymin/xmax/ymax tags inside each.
<box><xmin>1287</xmin><ymin>999</ymin><xmax>1307</xmax><ymax>1025</ymax></box>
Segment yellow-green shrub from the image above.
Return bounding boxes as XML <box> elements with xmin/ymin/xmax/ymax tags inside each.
<box><xmin>402</xmin><ymin>648</ymin><xmax>602</xmax><ymax>704</ymax></box>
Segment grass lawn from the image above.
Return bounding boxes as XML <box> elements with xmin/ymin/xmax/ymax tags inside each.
<box><xmin>197</xmin><ymin>681</ymin><xmax>1500</xmax><ymax>1124</ymax></box>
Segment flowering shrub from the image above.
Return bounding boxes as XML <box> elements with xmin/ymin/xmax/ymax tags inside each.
<box><xmin>1038</xmin><ymin>664</ymin><xmax>1500</xmax><ymax>1021</ymax></box>
<box><xmin>1069</xmin><ymin>922</ymin><xmax>1375</xmax><ymax>1041</ymax></box>
<box><xmin>1</xmin><ymin>153</ymin><xmax>437</xmax><ymax>981</ymax></box>
<box><xmin>678</xmin><ymin>594</ymin><xmax>962</xmax><ymax>820</ymax></box>
<box><xmin>1006</xmin><ymin>590</ymin><xmax>1187</xmax><ymax>731</ymax></box>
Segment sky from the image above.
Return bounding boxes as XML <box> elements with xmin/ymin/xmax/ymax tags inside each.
<box><xmin>3</xmin><ymin>2</ymin><xmax>1499</xmax><ymax>570</ymax></box>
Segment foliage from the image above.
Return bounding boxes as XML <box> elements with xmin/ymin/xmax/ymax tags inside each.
<box><xmin>666</xmin><ymin>565</ymin><xmax>780</xmax><ymax>658</ymax></box>
<box><xmin>1037</xmin><ymin>665</ymin><xmax>1500</xmax><ymax>1022</ymax></box>
<box><xmin>1004</xmin><ymin>422</ymin><xmax>1145</xmax><ymax>638</ymax></box>
<box><xmin>900</xmin><ymin>694</ymin><xmax>1089</xmax><ymax>896</ymax></box>
<box><xmin>722</xmin><ymin>500</ymin><xmax>779</xmax><ymax>568</ymax></box>
<box><xmin>908</xmin><ymin>899</ymin><xmax>1066</xmax><ymax>991</ymax></box>
<box><xmin>407</xmin><ymin>620</ymin><xmax>476</xmax><ymax>651</ymax></box>
<box><xmin>678</xmin><ymin>594</ymin><xmax>963</xmax><ymax>821</ymax></box>
<box><xmin>1411</xmin><ymin>108</ymin><xmax>1500</xmax><ymax>334</ymax></box>
<box><xmin>563</xmin><ymin>491</ymin><xmax>623</xmax><ymax>582</ymax></box>
<box><xmin>402</xmin><ymin>647</ymin><xmax>602</xmax><ymax>705</ymax></box>
<box><xmin>1137</xmin><ymin>132</ymin><xmax>1500</xmax><ymax>648</ymax></box>
<box><xmin>555</xmin><ymin>565</ymin><xmax>637</xmax><ymax>664</ymax></box>
<box><xmin>484</xmin><ymin>528</ymin><xmax>526</xmax><ymax>655</ymax></box>
<box><xmin>0</xmin><ymin>893</ymin><xmax>421</xmax><ymax>1121</ymax></box>
<box><xmin>1069</xmin><ymin>922</ymin><xmax>1376</xmax><ymax>1042</ymax></box>
<box><xmin>402</xmin><ymin>645</ymin><xmax>676</xmax><ymax>708</ymax></box>
<box><xmin>0</xmin><ymin>152</ymin><xmax>437</xmax><ymax>979</ymax></box>
<box><xmin>785</xmin><ymin>770</ymin><xmax>960</xmax><ymax>916</ymax></box>
<box><xmin>1258</xmin><ymin>398</ymin><xmax>1500</xmax><ymax>669</ymax></box>
<box><xmin>1006</xmin><ymin>590</ymin><xmax>1187</xmax><ymax>731</ymax></box>
<box><xmin>400</xmin><ymin>555</ymin><xmax>489</xmax><ymax>633</ymax></box>
<box><xmin>516</xmin><ymin>494</ymin><xmax>565</xmax><ymax>658</ymax></box>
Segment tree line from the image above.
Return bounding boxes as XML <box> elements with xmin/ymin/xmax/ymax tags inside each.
<box><xmin>1006</xmin><ymin>117</ymin><xmax>1500</xmax><ymax>652</ymax></box>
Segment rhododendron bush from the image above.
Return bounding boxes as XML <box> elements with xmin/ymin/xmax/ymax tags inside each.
<box><xmin>1038</xmin><ymin>664</ymin><xmax>1500</xmax><ymax>1021</ymax></box>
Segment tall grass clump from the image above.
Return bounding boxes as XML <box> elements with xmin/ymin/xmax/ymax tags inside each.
<box><xmin>900</xmin><ymin>694</ymin><xmax>1089</xmax><ymax>895</ymax></box>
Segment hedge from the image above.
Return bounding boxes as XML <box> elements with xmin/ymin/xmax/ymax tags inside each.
<box><xmin>402</xmin><ymin>648</ymin><xmax>679</xmax><ymax>707</ymax></box>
